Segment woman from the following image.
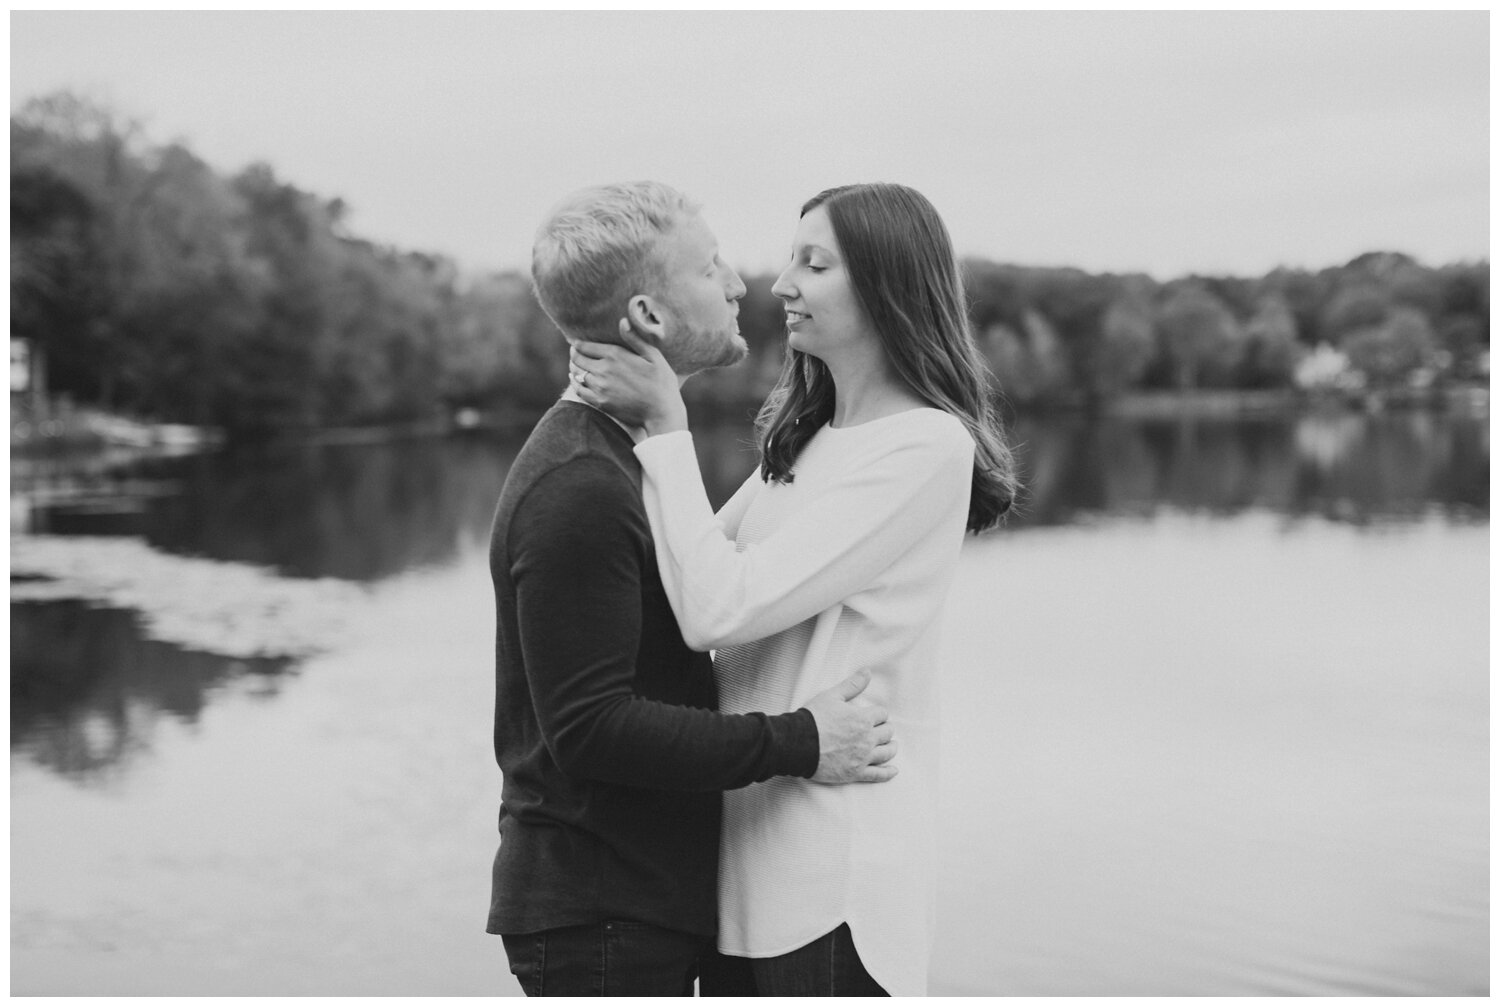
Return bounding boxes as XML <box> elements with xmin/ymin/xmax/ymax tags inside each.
<box><xmin>568</xmin><ymin>183</ymin><xmax>1016</xmax><ymax>996</ymax></box>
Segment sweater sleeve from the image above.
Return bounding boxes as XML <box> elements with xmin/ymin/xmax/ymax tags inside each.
<box><xmin>713</xmin><ymin>467</ymin><xmax>763</xmax><ymax>542</ymax></box>
<box><xmin>509</xmin><ymin>459</ymin><xmax>819</xmax><ymax>790</ymax></box>
<box><xmin>635</xmin><ymin>419</ymin><xmax>974</xmax><ymax>651</ymax></box>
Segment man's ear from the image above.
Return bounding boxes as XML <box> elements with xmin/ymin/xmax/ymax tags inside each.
<box><xmin>626</xmin><ymin>294</ymin><xmax>667</xmax><ymax>345</ymax></box>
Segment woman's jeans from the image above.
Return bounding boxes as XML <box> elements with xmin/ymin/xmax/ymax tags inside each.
<box><xmin>502</xmin><ymin>920</ymin><xmax>708</xmax><ymax>996</ymax></box>
<box><xmin>698</xmin><ymin>922</ymin><xmax>889</xmax><ymax>996</ymax></box>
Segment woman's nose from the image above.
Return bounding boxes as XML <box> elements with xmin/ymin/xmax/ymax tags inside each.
<box><xmin>771</xmin><ymin>269</ymin><xmax>794</xmax><ymax>299</ymax></box>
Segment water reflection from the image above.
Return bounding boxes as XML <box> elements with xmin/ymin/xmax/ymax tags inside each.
<box><xmin>17</xmin><ymin>437</ymin><xmax>517</xmax><ymax>581</ymax></box>
<box><xmin>9</xmin><ymin>407</ymin><xmax>1489</xmax><ymax>994</ymax></box>
<box><xmin>1009</xmin><ymin>411</ymin><xmax>1487</xmax><ymax>527</ymax></box>
<box><xmin>11</xmin><ymin>598</ymin><xmax>293</xmax><ymax>780</ymax></box>
<box><xmin>11</xmin><ymin>411</ymin><xmax>1489</xmax><ymax>585</ymax></box>
<box><xmin>8</xmin><ymin>422</ymin><xmax>765</xmax><ymax>782</ymax></box>
<box><xmin>7</xmin><ymin>409</ymin><xmax>1488</xmax><ymax>782</ymax></box>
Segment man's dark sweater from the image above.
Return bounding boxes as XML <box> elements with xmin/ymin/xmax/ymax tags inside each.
<box><xmin>487</xmin><ymin>401</ymin><xmax>819</xmax><ymax>938</ymax></box>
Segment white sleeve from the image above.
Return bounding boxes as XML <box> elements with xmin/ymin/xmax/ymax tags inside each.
<box><xmin>713</xmin><ymin>468</ymin><xmax>762</xmax><ymax>541</ymax></box>
<box><xmin>635</xmin><ymin>425</ymin><xmax>973</xmax><ymax>651</ymax></box>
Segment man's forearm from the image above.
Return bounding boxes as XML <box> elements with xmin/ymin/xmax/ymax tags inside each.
<box><xmin>538</xmin><ymin>690</ymin><xmax>818</xmax><ymax>790</ymax></box>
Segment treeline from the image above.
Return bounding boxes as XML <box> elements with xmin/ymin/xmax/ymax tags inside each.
<box><xmin>12</xmin><ymin>93</ymin><xmax>1489</xmax><ymax>437</ymax></box>
<box><xmin>962</xmin><ymin>253</ymin><xmax>1487</xmax><ymax>408</ymax></box>
<box><xmin>12</xmin><ymin>93</ymin><xmax>570</xmax><ymax>435</ymax></box>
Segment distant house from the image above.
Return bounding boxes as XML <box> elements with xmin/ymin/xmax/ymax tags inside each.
<box><xmin>11</xmin><ymin>338</ymin><xmax>48</xmax><ymax>420</ymax></box>
<box><xmin>12</xmin><ymin>338</ymin><xmax>32</xmax><ymax>394</ymax></box>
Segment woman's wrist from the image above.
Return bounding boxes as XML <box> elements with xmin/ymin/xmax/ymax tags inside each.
<box><xmin>642</xmin><ymin>402</ymin><xmax>689</xmax><ymax>438</ymax></box>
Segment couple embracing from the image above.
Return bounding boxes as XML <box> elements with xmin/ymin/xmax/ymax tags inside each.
<box><xmin>486</xmin><ymin>180</ymin><xmax>1016</xmax><ymax>996</ymax></box>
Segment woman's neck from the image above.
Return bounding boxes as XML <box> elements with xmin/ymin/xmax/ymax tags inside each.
<box><xmin>824</xmin><ymin>349</ymin><xmax>925</xmax><ymax>428</ymax></box>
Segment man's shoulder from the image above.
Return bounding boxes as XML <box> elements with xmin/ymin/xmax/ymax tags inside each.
<box><xmin>512</xmin><ymin>404</ymin><xmax>639</xmax><ymax>485</ymax></box>
<box><xmin>499</xmin><ymin>405</ymin><xmax>644</xmax><ymax>530</ymax></box>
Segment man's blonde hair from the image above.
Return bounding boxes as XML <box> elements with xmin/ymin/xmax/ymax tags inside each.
<box><xmin>531</xmin><ymin>181</ymin><xmax>699</xmax><ymax>340</ymax></box>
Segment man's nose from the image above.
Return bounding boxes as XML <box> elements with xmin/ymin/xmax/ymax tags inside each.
<box><xmin>726</xmin><ymin>267</ymin><xmax>747</xmax><ymax>301</ymax></box>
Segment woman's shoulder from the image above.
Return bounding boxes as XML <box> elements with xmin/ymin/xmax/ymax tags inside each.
<box><xmin>887</xmin><ymin>407</ymin><xmax>975</xmax><ymax>454</ymax></box>
<box><xmin>818</xmin><ymin>407</ymin><xmax>973</xmax><ymax>471</ymax></box>
<box><xmin>825</xmin><ymin>405</ymin><xmax>965</xmax><ymax>438</ymax></box>
<box><xmin>900</xmin><ymin>405</ymin><xmax>969</xmax><ymax>433</ymax></box>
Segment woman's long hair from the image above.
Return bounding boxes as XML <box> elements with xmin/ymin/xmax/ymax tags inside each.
<box><xmin>755</xmin><ymin>183</ymin><xmax>1017</xmax><ymax>532</ymax></box>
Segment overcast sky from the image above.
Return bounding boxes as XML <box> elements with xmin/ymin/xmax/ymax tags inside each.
<box><xmin>11</xmin><ymin>11</ymin><xmax>1489</xmax><ymax>280</ymax></box>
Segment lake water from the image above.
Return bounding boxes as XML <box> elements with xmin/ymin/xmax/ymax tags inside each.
<box><xmin>10</xmin><ymin>408</ymin><xmax>1489</xmax><ymax>995</ymax></box>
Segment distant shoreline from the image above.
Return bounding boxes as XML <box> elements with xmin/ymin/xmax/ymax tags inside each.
<box><xmin>1097</xmin><ymin>384</ymin><xmax>1488</xmax><ymax>419</ymax></box>
<box><xmin>11</xmin><ymin>383</ymin><xmax>1489</xmax><ymax>462</ymax></box>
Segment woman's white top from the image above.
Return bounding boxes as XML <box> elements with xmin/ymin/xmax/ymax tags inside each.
<box><xmin>633</xmin><ymin>408</ymin><xmax>975</xmax><ymax>996</ymax></box>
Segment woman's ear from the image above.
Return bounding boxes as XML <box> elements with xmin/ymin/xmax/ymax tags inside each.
<box><xmin>626</xmin><ymin>294</ymin><xmax>667</xmax><ymax>345</ymax></box>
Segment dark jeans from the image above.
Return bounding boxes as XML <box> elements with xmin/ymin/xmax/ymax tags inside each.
<box><xmin>699</xmin><ymin>923</ymin><xmax>889</xmax><ymax>997</ymax></box>
<box><xmin>502</xmin><ymin>920</ymin><xmax>709</xmax><ymax>996</ymax></box>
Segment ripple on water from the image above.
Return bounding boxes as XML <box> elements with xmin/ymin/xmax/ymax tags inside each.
<box><xmin>10</xmin><ymin>534</ymin><xmax>371</xmax><ymax>659</ymax></box>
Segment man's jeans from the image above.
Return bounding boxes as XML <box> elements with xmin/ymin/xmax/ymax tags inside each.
<box><xmin>501</xmin><ymin>920</ymin><xmax>708</xmax><ymax>996</ymax></box>
<box><xmin>698</xmin><ymin>922</ymin><xmax>889</xmax><ymax>996</ymax></box>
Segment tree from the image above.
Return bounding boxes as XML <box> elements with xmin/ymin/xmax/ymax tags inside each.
<box><xmin>1434</xmin><ymin>262</ymin><xmax>1489</xmax><ymax>378</ymax></box>
<box><xmin>1239</xmin><ymin>294</ymin><xmax>1302</xmax><ymax>389</ymax></box>
<box><xmin>12</xmin><ymin>94</ymin><xmax>149</xmax><ymax>409</ymax></box>
<box><xmin>228</xmin><ymin>162</ymin><xmax>342</xmax><ymax>429</ymax></box>
<box><xmin>976</xmin><ymin>310</ymin><xmax>1072</xmax><ymax>407</ymax></box>
<box><xmin>1320</xmin><ymin>283</ymin><xmax>1391</xmax><ymax>345</ymax></box>
<box><xmin>1347</xmin><ymin>251</ymin><xmax>1443</xmax><ymax>319</ymax></box>
<box><xmin>11</xmin><ymin>90</ymin><xmax>1488</xmax><ymax>433</ymax></box>
<box><xmin>1155</xmin><ymin>283</ymin><xmax>1243</xmax><ymax>389</ymax></box>
<box><xmin>1091</xmin><ymin>293</ymin><xmax>1156</xmax><ymax>399</ymax></box>
<box><xmin>441</xmin><ymin>272</ymin><xmax>533</xmax><ymax>407</ymax></box>
<box><xmin>1259</xmin><ymin>267</ymin><xmax>1332</xmax><ymax>347</ymax></box>
<box><xmin>10</xmin><ymin>166</ymin><xmax>106</xmax><ymax>402</ymax></box>
<box><xmin>120</xmin><ymin>142</ymin><xmax>269</xmax><ymax>424</ymax></box>
<box><xmin>962</xmin><ymin>259</ymin><xmax>1027</xmax><ymax>334</ymax></box>
<box><xmin>1017</xmin><ymin>267</ymin><xmax>1120</xmax><ymax>399</ymax></box>
<box><xmin>1341</xmin><ymin>307</ymin><xmax>1437</xmax><ymax>386</ymax></box>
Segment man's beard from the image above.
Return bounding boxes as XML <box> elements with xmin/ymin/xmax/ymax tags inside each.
<box><xmin>712</xmin><ymin>330</ymin><xmax>750</xmax><ymax>369</ymax></box>
<box><xmin>666</xmin><ymin>324</ymin><xmax>748</xmax><ymax>377</ymax></box>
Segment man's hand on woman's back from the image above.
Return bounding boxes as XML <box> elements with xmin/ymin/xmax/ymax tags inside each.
<box><xmin>803</xmin><ymin>669</ymin><xmax>897</xmax><ymax>784</ymax></box>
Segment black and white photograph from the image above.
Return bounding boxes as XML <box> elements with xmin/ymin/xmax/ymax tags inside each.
<box><xmin>9</xmin><ymin>10</ymin><xmax>1488</xmax><ymax>997</ymax></box>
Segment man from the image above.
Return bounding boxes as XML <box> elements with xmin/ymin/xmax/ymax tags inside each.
<box><xmin>487</xmin><ymin>181</ymin><xmax>895</xmax><ymax>996</ymax></box>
